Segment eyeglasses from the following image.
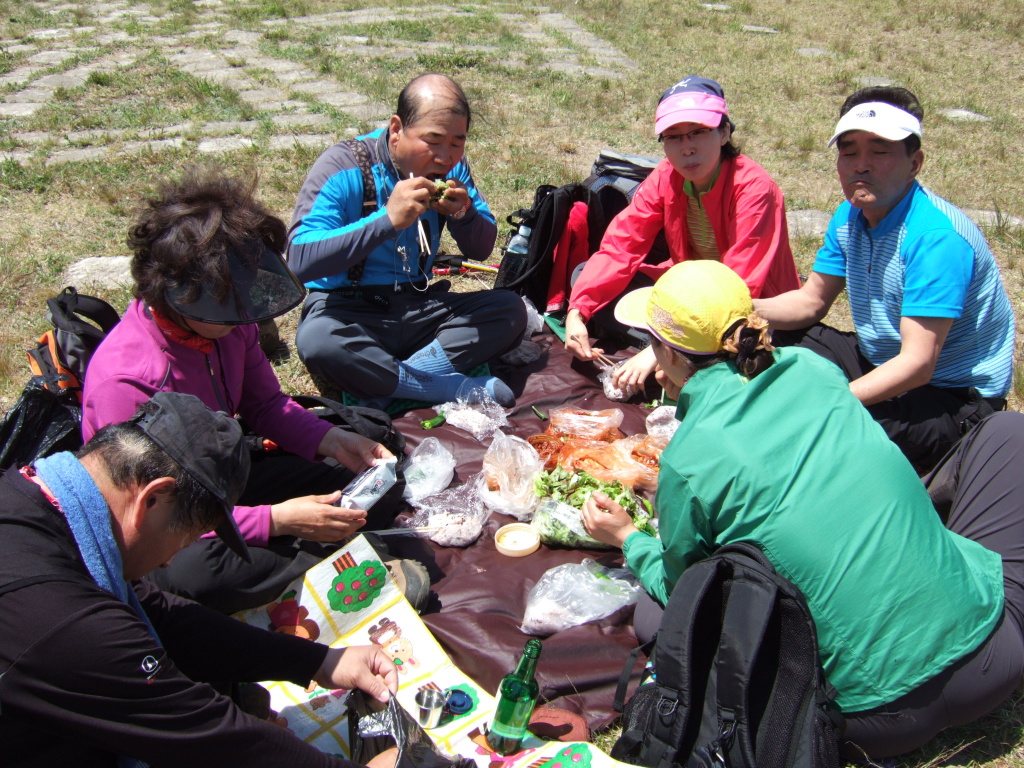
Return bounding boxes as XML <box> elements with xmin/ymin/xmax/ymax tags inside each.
<box><xmin>659</xmin><ymin>127</ymin><xmax>714</xmax><ymax>145</ymax></box>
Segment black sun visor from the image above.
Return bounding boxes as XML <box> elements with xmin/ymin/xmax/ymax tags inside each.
<box><xmin>166</xmin><ymin>241</ymin><xmax>306</xmax><ymax>325</ymax></box>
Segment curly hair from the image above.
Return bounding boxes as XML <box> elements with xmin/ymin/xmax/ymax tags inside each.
<box><xmin>128</xmin><ymin>166</ymin><xmax>287</xmax><ymax>317</ymax></box>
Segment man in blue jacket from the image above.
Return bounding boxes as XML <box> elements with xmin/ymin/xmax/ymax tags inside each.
<box><xmin>755</xmin><ymin>86</ymin><xmax>1015</xmax><ymax>472</ymax></box>
<box><xmin>288</xmin><ymin>73</ymin><xmax>526</xmax><ymax>409</ymax></box>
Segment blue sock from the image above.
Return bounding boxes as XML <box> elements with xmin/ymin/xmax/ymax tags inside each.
<box><xmin>456</xmin><ymin>376</ymin><xmax>516</xmax><ymax>408</ymax></box>
<box><xmin>403</xmin><ymin>340</ymin><xmax>455</xmax><ymax>375</ymax></box>
<box><xmin>392</xmin><ymin>364</ymin><xmax>515</xmax><ymax>407</ymax></box>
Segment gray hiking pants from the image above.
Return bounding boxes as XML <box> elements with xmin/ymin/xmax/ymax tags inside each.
<box><xmin>841</xmin><ymin>410</ymin><xmax>1024</xmax><ymax>759</ymax></box>
<box><xmin>296</xmin><ymin>282</ymin><xmax>527</xmax><ymax>399</ymax></box>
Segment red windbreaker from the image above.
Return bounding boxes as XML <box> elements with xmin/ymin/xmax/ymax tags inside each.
<box><xmin>569</xmin><ymin>155</ymin><xmax>800</xmax><ymax>319</ymax></box>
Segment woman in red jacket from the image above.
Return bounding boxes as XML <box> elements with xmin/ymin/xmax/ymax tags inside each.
<box><xmin>566</xmin><ymin>75</ymin><xmax>800</xmax><ymax>392</ymax></box>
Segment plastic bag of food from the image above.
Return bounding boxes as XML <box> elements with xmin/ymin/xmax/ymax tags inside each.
<box><xmin>402</xmin><ymin>437</ymin><xmax>457</xmax><ymax>501</ymax></box>
<box><xmin>645</xmin><ymin>405</ymin><xmax>680</xmax><ymax>440</ymax></box>
<box><xmin>598</xmin><ymin>361</ymin><xmax>639</xmax><ymax>403</ymax></box>
<box><xmin>435</xmin><ymin>395</ymin><xmax>508</xmax><ymax>442</ymax></box>
<box><xmin>480</xmin><ymin>431</ymin><xmax>544</xmax><ymax>521</ymax></box>
<box><xmin>606</xmin><ymin>434</ymin><xmax>664</xmax><ymax>491</ymax></box>
<box><xmin>407</xmin><ymin>479</ymin><xmax>489</xmax><ymax>547</ymax></box>
<box><xmin>530</xmin><ymin>498</ymin><xmax>612</xmax><ymax>550</ymax></box>
<box><xmin>547</xmin><ymin>407</ymin><xmax>624</xmax><ymax>441</ymax></box>
<box><xmin>556</xmin><ymin>437</ymin><xmax>656</xmax><ymax>491</ymax></box>
<box><xmin>533</xmin><ymin>469</ymin><xmax>657</xmax><ymax>541</ymax></box>
<box><xmin>520</xmin><ymin>558</ymin><xmax>642</xmax><ymax>636</ymax></box>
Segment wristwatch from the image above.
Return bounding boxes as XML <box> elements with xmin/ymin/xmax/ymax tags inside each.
<box><xmin>450</xmin><ymin>200</ymin><xmax>471</xmax><ymax>220</ymax></box>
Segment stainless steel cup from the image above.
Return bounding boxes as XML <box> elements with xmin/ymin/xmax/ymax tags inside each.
<box><xmin>415</xmin><ymin>688</ymin><xmax>448</xmax><ymax>729</ymax></box>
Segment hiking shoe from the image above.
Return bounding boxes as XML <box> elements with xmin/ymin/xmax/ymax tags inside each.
<box><xmin>363</xmin><ymin>533</ymin><xmax>431</xmax><ymax>613</ymax></box>
<box><xmin>236</xmin><ymin>682</ymin><xmax>272</xmax><ymax>720</ymax></box>
<box><xmin>385</xmin><ymin>557</ymin><xmax>431</xmax><ymax>613</ymax></box>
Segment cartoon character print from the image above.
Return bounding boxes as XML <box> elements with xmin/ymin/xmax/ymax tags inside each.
<box><xmin>468</xmin><ymin>726</ymin><xmax>538</xmax><ymax>768</ymax></box>
<box><xmin>307</xmin><ymin>686</ymin><xmax>350</xmax><ymax>711</ymax></box>
<box><xmin>534</xmin><ymin>744</ymin><xmax>592</xmax><ymax>768</ymax></box>
<box><xmin>368</xmin><ymin>617</ymin><xmax>419</xmax><ymax>675</ymax></box>
<box><xmin>267</xmin><ymin>591</ymin><xmax>321</xmax><ymax>640</ymax></box>
<box><xmin>328</xmin><ymin>552</ymin><xmax>387</xmax><ymax>613</ymax></box>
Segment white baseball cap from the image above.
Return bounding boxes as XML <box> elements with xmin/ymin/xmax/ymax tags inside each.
<box><xmin>828</xmin><ymin>101</ymin><xmax>922</xmax><ymax>147</ymax></box>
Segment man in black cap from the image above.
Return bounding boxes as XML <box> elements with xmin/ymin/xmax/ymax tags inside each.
<box><xmin>0</xmin><ymin>392</ymin><xmax>398</xmax><ymax>768</ymax></box>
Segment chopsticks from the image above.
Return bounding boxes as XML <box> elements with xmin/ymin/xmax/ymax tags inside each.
<box><xmin>370</xmin><ymin>526</ymin><xmax>442</xmax><ymax>537</ymax></box>
<box><xmin>570</xmin><ymin>334</ymin><xmax>616</xmax><ymax>368</ymax></box>
<box><xmin>411</xmin><ymin>172</ymin><xmax>431</xmax><ymax>255</ymax></box>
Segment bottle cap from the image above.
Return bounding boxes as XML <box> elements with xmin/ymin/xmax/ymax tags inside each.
<box><xmin>446</xmin><ymin>689</ymin><xmax>473</xmax><ymax>714</ymax></box>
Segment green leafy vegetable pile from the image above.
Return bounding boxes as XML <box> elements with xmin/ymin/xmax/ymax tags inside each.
<box><xmin>531</xmin><ymin>467</ymin><xmax>657</xmax><ymax>549</ymax></box>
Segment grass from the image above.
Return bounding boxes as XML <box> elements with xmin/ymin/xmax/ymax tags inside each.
<box><xmin>1</xmin><ymin>0</ymin><xmax>1024</xmax><ymax>761</ymax></box>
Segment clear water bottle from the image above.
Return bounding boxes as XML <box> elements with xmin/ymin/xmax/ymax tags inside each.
<box><xmin>505</xmin><ymin>224</ymin><xmax>532</xmax><ymax>256</ymax></box>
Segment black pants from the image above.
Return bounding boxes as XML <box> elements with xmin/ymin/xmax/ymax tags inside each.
<box><xmin>634</xmin><ymin>412</ymin><xmax>1024</xmax><ymax>759</ymax></box>
<box><xmin>773</xmin><ymin>324</ymin><xmax>1004</xmax><ymax>473</ymax></box>
<box><xmin>149</xmin><ymin>450</ymin><xmax>402</xmax><ymax>614</ymax></box>
<box><xmin>570</xmin><ymin>262</ymin><xmax>653</xmax><ymax>348</ymax></box>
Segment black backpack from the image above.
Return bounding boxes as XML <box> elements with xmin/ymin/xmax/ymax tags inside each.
<box><xmin>0</xmin><ymin>287</ymin><xmax>120</xmax><ymax>470</ymax></box>
<box><xmin>611</xmin><ymin>542</ymin><xmax>843</xmax><ymax>768</ymax></box>
<box><xmin>494</xmin><ymin>150</ymin><xmax>667</xmax><ymax>312</ymax></box>
<box><xmin>288</xmin><ymin>394</ymin><xmax>407</xmax><ymax>463</ymax></box>
<box><xmin>26</xmin><ymin>286</ymin><xmax>120</xmax><ymax>402</ymax></box>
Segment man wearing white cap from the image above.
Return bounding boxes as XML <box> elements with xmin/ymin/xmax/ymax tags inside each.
<box><xmin>755</xmin><ymin>86</ymin><xmax>1014</xmax><ymax>472</ymax></box>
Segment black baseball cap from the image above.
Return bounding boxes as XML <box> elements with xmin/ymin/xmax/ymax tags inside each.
<box><xmin>133</xmin><ymin>392</ymin><xmax>252</xmax><ymax>562</ymax></box>
<box><xmin>165</xmin><ymin>239</ymin><xmax>305</xmax><ymax>326</ymax></box>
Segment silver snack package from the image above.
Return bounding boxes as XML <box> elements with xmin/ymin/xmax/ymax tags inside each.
<box><xmin>335</xmin><ymin>457</ymin><xmax>398</xmax><ymax>510</ymax></box>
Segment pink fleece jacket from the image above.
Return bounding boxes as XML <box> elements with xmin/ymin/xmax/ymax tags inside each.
<box><xmin>82</xmin><ymin>299</ymin><xmax>333</xmax><ymax>545</ymax></box>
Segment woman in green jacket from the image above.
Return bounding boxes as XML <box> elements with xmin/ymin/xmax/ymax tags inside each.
<box><xmin>582</xmin><ymin>260</ymin><xmax>1024</xmax><ymax>758</ymax></box>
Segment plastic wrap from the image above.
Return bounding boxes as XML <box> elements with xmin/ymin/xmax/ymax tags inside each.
<box><xmin>598</xmin><ymin>361</ymin><xmax>639</xmax><ymax>402</ymax></box>
<box><xmin>530</xmin><ymin>498</ymin><xmax>612</xmax><ymax>550</ymax></box>
<box><xmin>408</xmin><ymin>480</ymin><xmax>489</xmax><ymax>547</ymax></box>
<box><xmin>402</xmin><ymin>437</ymin><xmax>457</xmax><ymax>501</ymax></box>
<box><xmin>435</xmin><ymin>396</ymin><xmax>508</xmax><ymax>442</ymax></box>
<box><xmin>645</xmin><ymin>405</ymin><xmax>680</xmax><ymax>440</ymax></box>
<box><xmin>479</xmin><ymin>431</ymin><xmax>544</xmax><ymax>521</ymax></box>
<box><xmin>546</xmin><ymin>407</ymin><xmax>624</xmax><ymax>441</ymax></box>
<box><xmin>520</xmin><ymin>559</ymin><xmax>642</xmax><ymax>636</ymax></box>
<box><xmin>349</xmin><ymin>692</ymin><xmax>475</xmax><ymax>768</ymax></box>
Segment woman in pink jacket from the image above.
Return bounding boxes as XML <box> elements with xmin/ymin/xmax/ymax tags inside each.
<box><xmin>83</xmin><ymin>169</ymin><xmax>405</xmax><ymax>613</ymax></box>
<box><xmin>566</xmin><ymin>76</ymin><xmax>800</xmax><ymax>392</ymax></box>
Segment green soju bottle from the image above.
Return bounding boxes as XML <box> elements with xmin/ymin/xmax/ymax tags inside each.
<box><xmin>487</xmin><ymin>639</ymin><xmax>542</xmax><ymax>755</ymax></box>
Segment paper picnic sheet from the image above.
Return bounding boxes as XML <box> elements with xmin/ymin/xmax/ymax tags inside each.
<box><xmin>234</xmin><ymin>534</ymin><xmax>631</xmax><ymax>768</ymax></box>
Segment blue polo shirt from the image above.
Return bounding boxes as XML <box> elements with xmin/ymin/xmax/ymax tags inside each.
<box><xmin>813</xmin><ymin>182</ymin><xmax>1014</xmax><ymax>398</ymax></box>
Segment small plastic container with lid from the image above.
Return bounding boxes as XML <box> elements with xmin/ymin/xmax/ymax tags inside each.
<box><xmin>495</xmin><ymin>523</ymin><xmax>540</xmax><ymax>557</ymax></box>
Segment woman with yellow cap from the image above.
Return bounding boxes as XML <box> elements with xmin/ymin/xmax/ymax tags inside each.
<box><xmin>581</xmin><ymin>259</ymin><xmax>1024</xmax><ymax>758</ymax></box>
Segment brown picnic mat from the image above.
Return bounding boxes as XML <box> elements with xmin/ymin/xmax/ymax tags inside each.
<box><xmin>384</xmin><ymin>331</ymin><xmax>657</xmax><ymax>732</ymax></box>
